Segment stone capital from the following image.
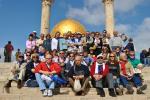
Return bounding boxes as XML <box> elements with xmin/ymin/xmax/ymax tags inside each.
<box><xmin>42</xmin><ymin>0</ymin><xmax>54</xmax><ymax>6</ymax></box>
<box><xmin>102</xmin><ymin>0</ymin><xmax>114</xmax><ymax>4</ymax></box>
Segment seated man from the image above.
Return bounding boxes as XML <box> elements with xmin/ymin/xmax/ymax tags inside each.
<box><xmin>32</xmin><ymin>54</ymin><xmax>61</xmax><ymax>97</ymax></box>
<box><xmin>68</xmin><ymin>55</ymin><xmax>90</xmax><ymax>96</ymax></box>
<box><xmin>24</xmin><ymin>53</ymin><xmax>40</xmax><ymax>87</ymax></box>
<box><xmin>4</xmin><ymin>53</ymin><xmax>27</xmax><ymax>89</ymax></box>
<box><xmin>90</xmin><ymin>54</ymin><xmax>109</xmax><ymax>97</ymax></box>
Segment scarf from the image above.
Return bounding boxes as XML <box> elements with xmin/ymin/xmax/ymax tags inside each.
<box><xmin>95</xmin><ymin>62</ymin><xmax>104</xmax><ymax>74</ymax></box>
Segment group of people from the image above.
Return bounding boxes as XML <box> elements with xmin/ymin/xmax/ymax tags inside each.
<box><xmin>4</xmin><ymin>30</ymin><xmax>147</xmax><ymax>97</ymax></box>
<box><xmin>140</xmin><ymin>48</ymin><xmax>150</xmax><ymax>66</ymax></box>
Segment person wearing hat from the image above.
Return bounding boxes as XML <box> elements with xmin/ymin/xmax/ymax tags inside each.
<box><xmin>4</xmin><ymin>53</ymin><xmax>27</xmax><ymax>89</ymax></box>
<box><xmin>90</xmin><ymin>54</ymin><xmax>109</xmax><ymax>97</ymax></box>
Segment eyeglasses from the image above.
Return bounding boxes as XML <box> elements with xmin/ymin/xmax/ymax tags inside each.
<box><xmin>109</xmin><ymin>56</ymin><xmax>115</xmax><ymax>57</ymax></box>
<box><xmin>19</xmin><ymin>56</ymin><xmax>23</xmax><ymax>58</ymax></box>
<box><xmin>130</xmin><ymin>54</ymin><xmax>135</xmax><ymax>56</ymax></box>
<box><xmin>97</xmin><ymin>57</ymin><xmax>103</xmax><ymax>59</ymax></box>
<box><xmin>32</xmin><ymin>56</ymin><xmax>39</xmax><ymax>58</ymax></box>
<box><xmin>45</xmin><ymin>58</ymin><xmax>52</xmax><ymax>60</ymax></box>
<box><xmin>70</xmin><ymin>56</ymin><xmax>74</xmax><ymax>57</ymax></box>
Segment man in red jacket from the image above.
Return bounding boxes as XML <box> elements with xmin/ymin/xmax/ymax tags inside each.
<box><xmin>32</xmin><ymin>54</ymin><xmax>61</xmax><ymax>97</ymax></box>
<box><xmin>90</xmin><ymin>54</ymin><xmax>109</xmax><ymax>97</ymax></box>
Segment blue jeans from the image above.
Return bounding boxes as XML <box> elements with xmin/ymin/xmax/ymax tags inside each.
<box><xmin>35</xmin><ymin>73</ymin><xmax>55</xmax><ymax>91</ymax></box>
<box><xmin>120</xmin><ymin>74</ymin><xmax>142</xmax><ymax>87</ymax></box>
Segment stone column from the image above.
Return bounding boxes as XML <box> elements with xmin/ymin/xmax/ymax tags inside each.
<box><xmin>40</xmin><ymin>0</ymin><xmax>53</xmax><ymax>35</ymax></box>
<box><xmin>103</xmin><ymin>0</ymin><xmax>115</xmax><ymax>37</ymax></box>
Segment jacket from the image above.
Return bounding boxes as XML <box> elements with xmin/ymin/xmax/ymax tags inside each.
<box><xmin>43</xmin><ymin>39</ymin><xmax>51</xmax><ymax>51</ymax></box>
<box><xmin>34</xmin><ymin>62</ymin><xmax>61</xmax><ymax>74</ymax></box>
<box><xmin>25</xmin><ymin>61</ymin><xmax>40</xmax><ymax>80</ymax></box>
<box><xmin>90</xmin><ymin>62</ymin><xmax>109</xmax><ymax>78</ymax></box>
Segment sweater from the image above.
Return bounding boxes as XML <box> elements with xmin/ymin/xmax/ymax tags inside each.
<box><xmin>34</xmin><ymin>62</ymin><xmax>61</xmax><ymax>74</ymax></box>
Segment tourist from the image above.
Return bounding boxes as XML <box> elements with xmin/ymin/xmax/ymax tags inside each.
<box><xmin>140</xmin><ymin>49</ymin><xmax>147</xmax><ymax>65</ymax></box>
<box><xmin>38</xmin><ymin>46</ymin><xmax>46</xmax><ymax>62</ymax></box>
<box><xmin>83</xmin><ymin>51</ymin><xmax>93</xmax><ymax>67</ymax></box>
<box><xmin>51</xmin><ymin>49</ymin><xmax>59</xmax><ymax>63</ymax></box>
<box><xmin>26</xmin><ymin>34</ymin><xmax>36</xmax><ymax>52</ymax></box>
<box><xmin>30</xmin><ymin>31</ymin><xmax>39</xmax><ymax>40</ymax></box>
<box><xmin>94</xmin><ymin>32</ymin><xmax>103</xmax><ymax>56</ymax></box>
<box><xmin>84</xmin><ymin>32</ymin><xmax>94</xmax><ymax>52</ymax></box>
<box><xmin>64</xmin><ymin>52</ymin><xmax>75</xmax><ymax>80</ymax></box>
<box><xmin>106</xmin><ymin>53</ymin><xmax>121</xmax><ymax>96</ymax></box>
<box><xmin>15</xmin><ymin>49</ymin><xmax>21</xmax><ymax>61</ymax></box>
<box><xmin>90</xmin><ymin>54</ymin><xmax>109</xmax><ymax>97</ymax></box>
<box><xmin>24</xmin><ymin>51</ymin><xmax>31</xmax><ymax>63</ymax></box>
<box><xmin>24</xmin><ymin>53</ymin><xmax>40</xmax><ymax>87</ymax></box>
<box><xmin>119</xmin><ymin>53</ymin><xmax>146</xmax><ymax>94</ymax></box>
<box><xmin>36</xmin><ymin>33</ymin><xmax>45</xmax><ymax>47</ymax></box>
<box><xmin>109</xmin><ymin>31</ymin><xmax>123</xmax><ymax>51</ymax></box>
<box><xmin>75</xmin><ymin>32</ymin><xmax>83</xmax><ymax>53</ymax></box>
<box><xmin>32</xmin><ymin>54</ymin><xmax>62</xmax><ymax>97</ymax></box>
<box><xmin>124</xmin><ymin>38</ymin><xmax>135</xmax><ymax>51</ymax></box>
<box><xmin>4</xmin><ymin>53</ymin><xmax>27</xmax><ymax>89</ymax></box>
<box><xmin>51</xmin><ymin>32</ymin><xmax>61</xmax><ymax>51</ymax></box>
<box><xmin>59</xmin><ymin>34</ymin><xmax>68</xmax><ymax>51</ymax></box>
<box><xmin>68</xmin><ymin>55</ymin><xmax>90</xmax><ymax>96</ymax></box>
<box><xmin>42</xmin><ymin>34</ymin><xmax>51</xmax><ymax>52</ymax></box>
<box><xmin>67</xmin><ymin>33</ymin><xmax>77</xmax><ymax>52</ymax></box>
<box><xmin>4</xmin><ymin>41</ymin><xmax>14</xmax><ymax>62</ymax></box>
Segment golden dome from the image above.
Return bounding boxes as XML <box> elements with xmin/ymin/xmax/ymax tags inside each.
<box><xmin>51</xmin><ymin>18</ymin><xmax>86</xmax><ymax>37</ymax></box>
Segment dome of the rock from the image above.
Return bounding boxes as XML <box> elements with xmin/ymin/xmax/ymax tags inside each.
<box><xmin>51</xmin><ymin>18</ymin><xmax>86</xmax><ymax>37</ymax></box>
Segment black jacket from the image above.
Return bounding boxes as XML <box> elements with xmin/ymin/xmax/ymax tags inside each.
<box><xmin>43</xmin><ymin>39</ymin><xmax>51</xmax><ymax>51</ymax></box>
<box><xmin>25</xmin><ymin>60</ymin><xmax>40</xmax><ymax>80</ymax></box>
<box><xmin>68</xmin><ymin>64</ymin><xmax>90</xmax><ymax>78</ymax></box>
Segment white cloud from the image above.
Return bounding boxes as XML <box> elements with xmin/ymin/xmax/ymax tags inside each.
<box><xmin>114</xmin><ymin>0</ymin><xmax>144</xmax><ymax>13</ymax></box>
<box><xmin>116</xmin><ymin>18</ymin><xmax>150</xmax><ymax>52</ymax></box>
<box><xmin>134</xmin><ymin>17</ymin><xmax>150</xmax><ymax>51</ymax></box>
<box><xmin>66</xmin><ymin>0</ymin><xmax>145</xmax><ymax>26</ymax></box>
<box><xmin>115</xmin><ymin>24</ymin><xmax>132</xmax><ymax>34</ymax></box>
<box><xmin>66</xmin><ymin>0</ymin><xmax>105</xmax><ymax>26</ymax></box>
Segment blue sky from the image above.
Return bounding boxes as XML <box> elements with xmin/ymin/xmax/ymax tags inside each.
<box><xmin>0</xmin><ymin>0</ymin><xmax>150</xmax><ymax>52</ymax></box>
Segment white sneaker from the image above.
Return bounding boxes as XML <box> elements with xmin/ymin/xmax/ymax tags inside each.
<box><xmin>47</xmin><ymin>89</ymin><xmax>53</xmax><ymax>97</ymax></box>
<box><xmin>43</xmin><ymin>89</ymin><xmax>47</xmax><ymax>97</ymax></box>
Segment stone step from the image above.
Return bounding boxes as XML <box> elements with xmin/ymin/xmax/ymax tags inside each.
<box><xmin>1</xmin><ymin>86</ymin><xmax>149</xmax><ymax>96</ymax></box>
<box><xmin>0</xmin><ymin>63</ymin><xmax>13</xmax><ymax>68</ymax></box>
<box><xmin>0</xmin><ymin>94</ymin><xmax>149</xmax><ymax>100</ymax></box>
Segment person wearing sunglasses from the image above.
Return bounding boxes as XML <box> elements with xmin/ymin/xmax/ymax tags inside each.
<box><xmin>106</xmin><ymin>53</ymin><xmax>121</xmax><ymax>96</ymax></box>
<box><xmin>4</xmin><ymin>53</ymin><xmax>27</xmax><ymax>89</ymax></box>
<box><xmin>32</xmin><ymin>54</ymin><xmax>61</xmax><ymax>97</ymax></box>
<box><xmin>24</xmin><ymin>53</ymin><xmax>40</xmax><ymax>87</ymax></box>
<box><xmin>90</xmin><ymin>54</ymin><xmax>109</xmax><ymax>97</ymax></box>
